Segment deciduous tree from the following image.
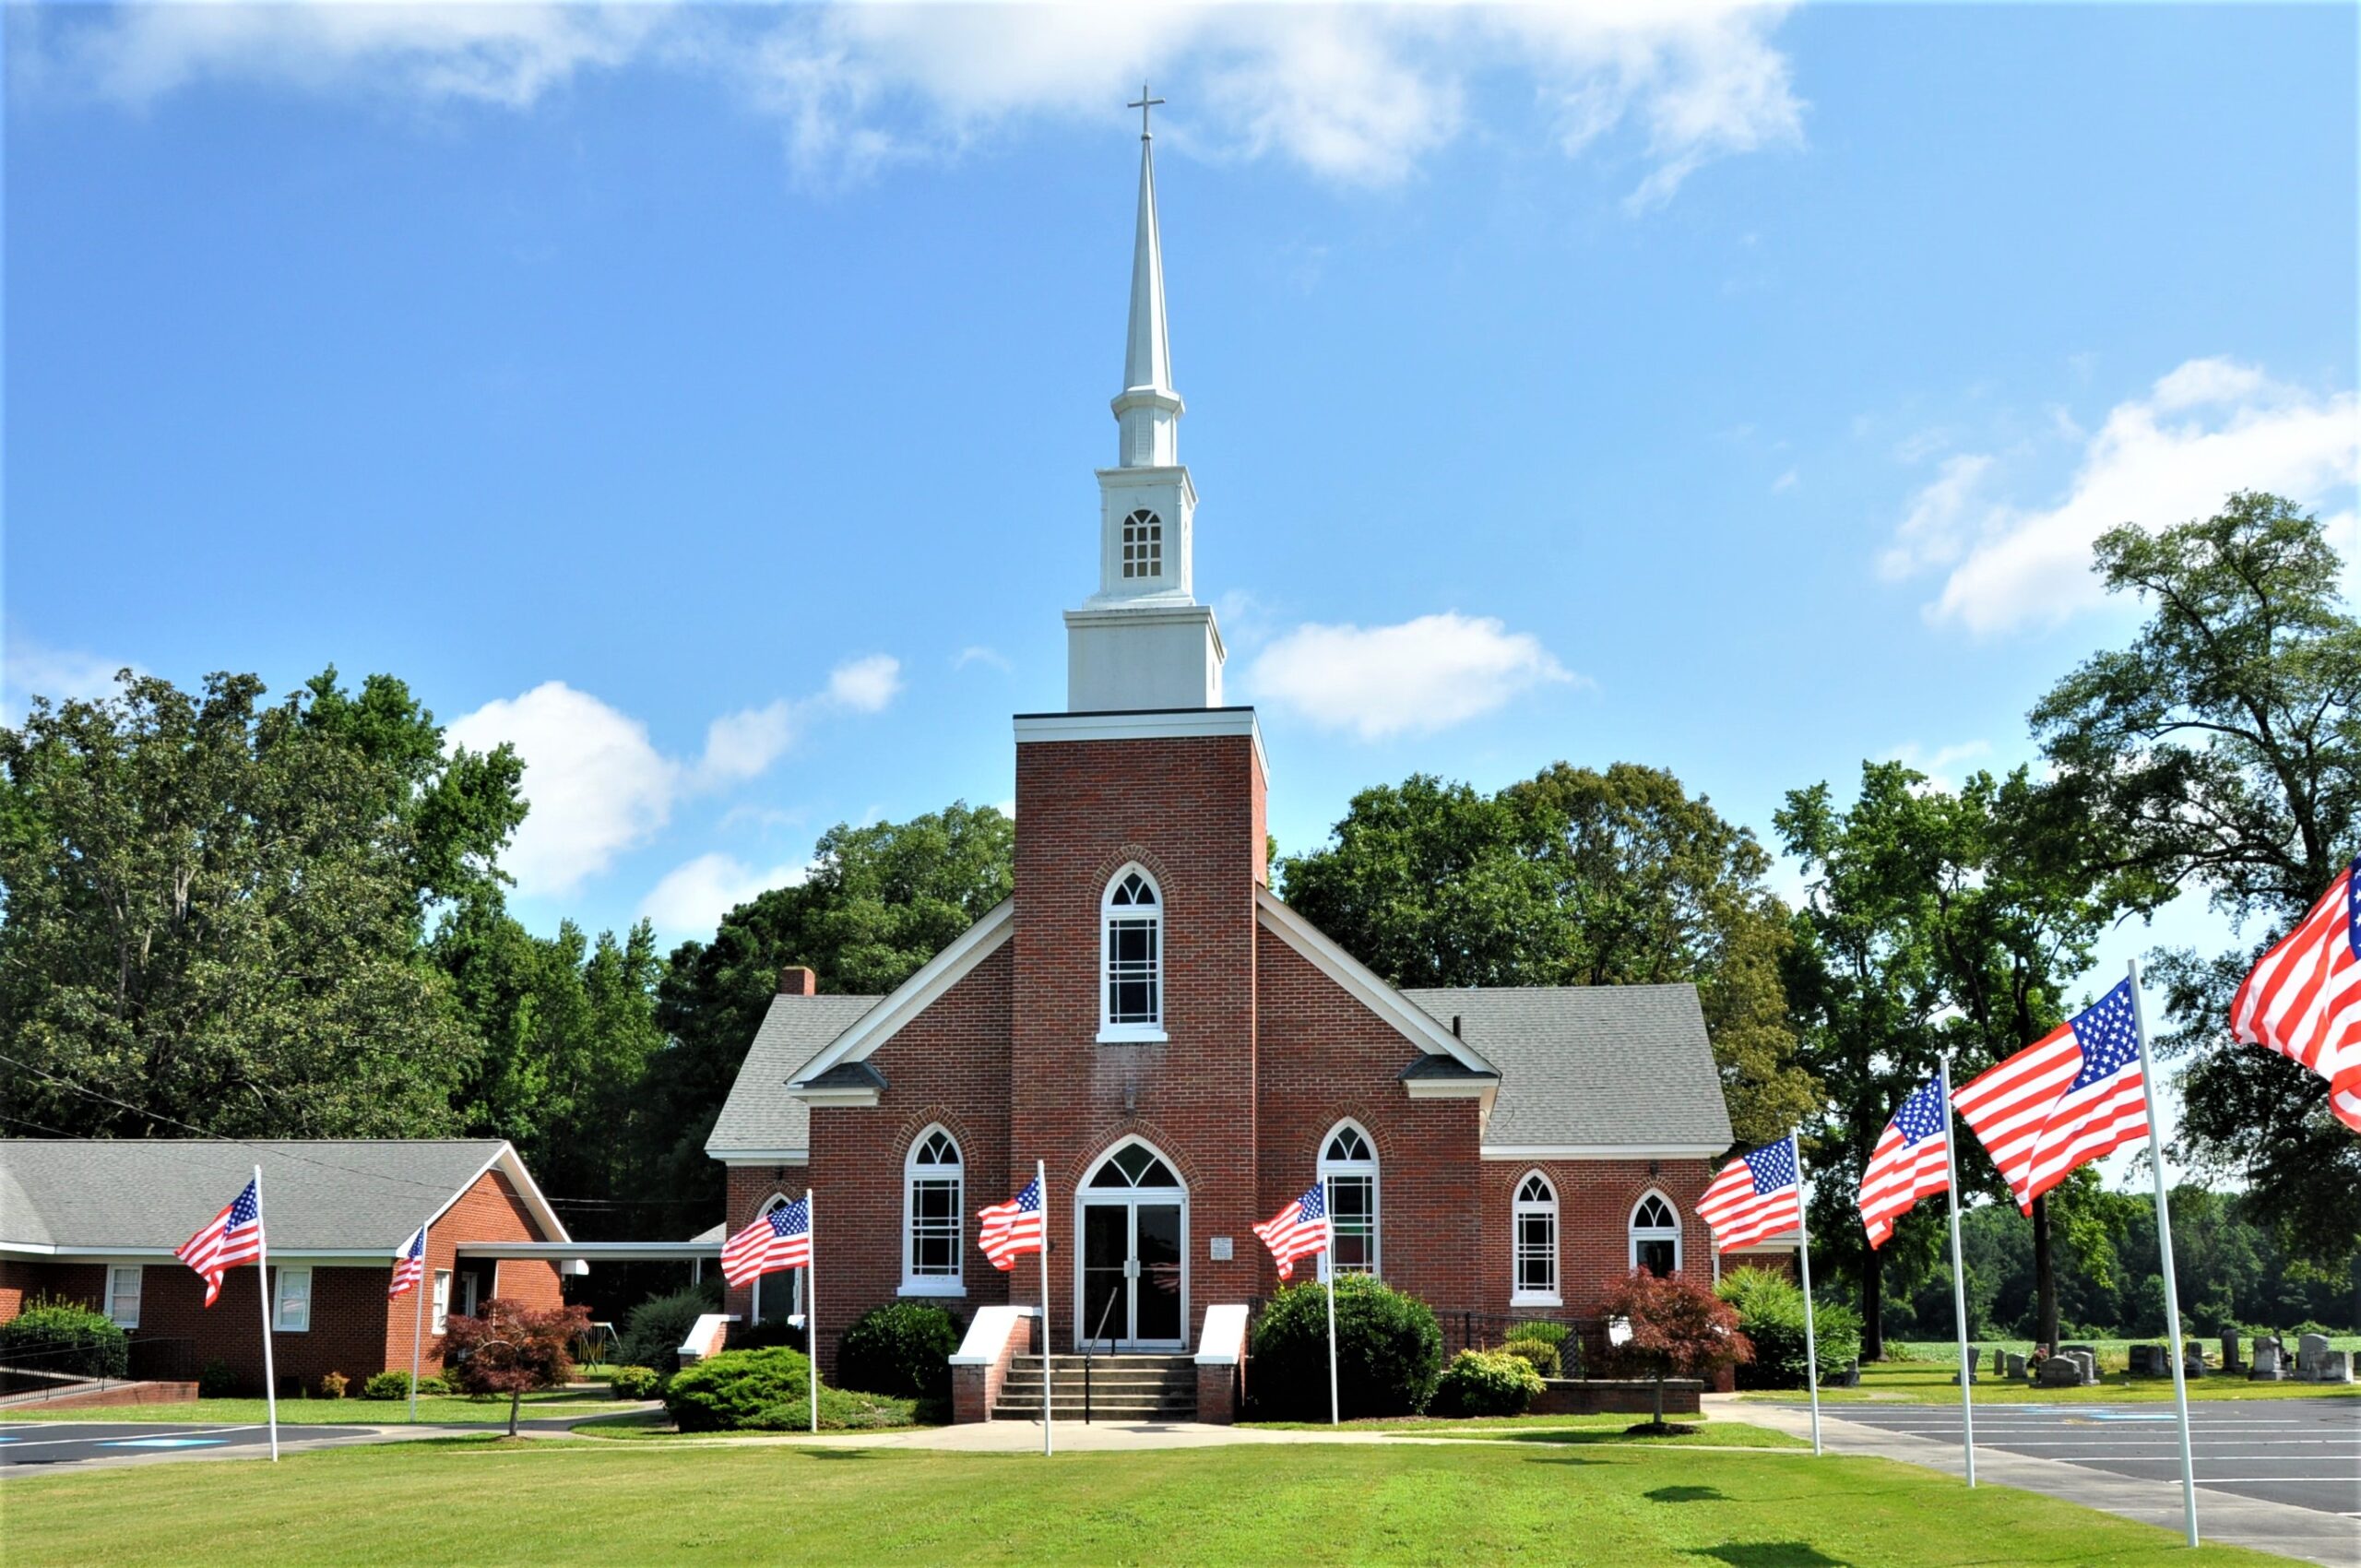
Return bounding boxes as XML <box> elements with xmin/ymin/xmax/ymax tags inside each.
<box><xmin>442</xmin><ymin>1297</ymin><xmax>590</xmax><ymax>1436</ymax></box>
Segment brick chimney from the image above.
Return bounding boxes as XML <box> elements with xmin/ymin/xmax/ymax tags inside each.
<box><xmin>776</xmin><ymin>965</ymin><xmax>817</xmax><ymax>997</ymax></box>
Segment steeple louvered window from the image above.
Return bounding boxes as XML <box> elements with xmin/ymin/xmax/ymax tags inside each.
<box><xmin>1121</xmin><ymin>510</ymin><xmax>1163</xmax><ymax>579</ymax></box>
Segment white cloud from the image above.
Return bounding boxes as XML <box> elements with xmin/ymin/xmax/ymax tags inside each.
<box><xmin>1887</xmin><ymin>739</ymin><xmax>1992</xmax><ymax>793</ymax></box>
<box><xmin>1246</xmin><ymin>612</ymin><xmax>1576</xmax><ymax>741</ymax></box>
<box><xmin>639</xmin><ymin>851</ymin><xmax>813</xmax><ymax>937</ymax></box>
<box><xmin>1771</xmin><ymin>467</ymin><xmax>1798</xmax><ymax>493</ymax></box>
<box><xmin>447</xmin><ymin>681</ymin><xmax>680</xmax><ymax>897</ymax></box>
<box><xmin>699</xmin><ymin>700</ymin><xmax>798</xmax><ymax>787</ymax></box>
<box><xmin>954</xmin><ymin>645</ymin><xmax>1013</xmax><ymax>672</ymax></box>
<box><xmin>3</xmin><ymin>633</ymin><xmax>139</xmax><ymax>721</ymax></box>
<box><xmin>22</xmin><ymin>2</ymin><xmax>1804</xmax><ymax>202</ymax></box>
<box><xmin>825</xmin><ymin>653</ymin><xmax>903</xmax><ymax>713</ymax></box>
<box><xmin>1886</xmin><ymin>359</ymin><xmax>2359</xmax><ymax>634</ymax></box>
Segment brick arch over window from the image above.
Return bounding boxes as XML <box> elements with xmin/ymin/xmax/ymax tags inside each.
<box><xmin>889</xmin><ymin>1106</ymin><xmax>979</xmax><ymax>1158</ymax></box>
<box><xmin>1059</xmin><ymin>1119</ymin><xmax>1207</xmax><ymax>1194</ymax></box>
<box><xmin>1088</xmin><ymin>842</ymin><xmax>1174</xmax><ymax>892</ymax></box>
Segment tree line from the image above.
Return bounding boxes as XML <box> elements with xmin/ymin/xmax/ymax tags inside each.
<box><xmin>3</xmin><ymin>493</ymin><xmax>2352</xmax><ymax>1336</ymax></box>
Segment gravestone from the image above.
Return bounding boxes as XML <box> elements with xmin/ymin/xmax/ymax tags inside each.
<box><xmin>2310</xmin><ymin>1350</ymin><xmax>2353</xmax><ymax>1384</ymax></box>
<box><xmin>1952</xmin><ymin>1365</ymin><xmax>1978</xmax><ymax>1384</ymax></box>
<box><xmin>2036</xmin><ymin>1355</ymin><xmax>2084</xmax><ymax>1388</ymax></box>
<box><xmin>2181</xmin><ymin>1346</ymin><xmax>2207</xmax><ymax>1379</ymax></box>
<box><xmin>2220</xmin><ymin>1333</ymin><xmax>2244</xmax><ymax>1372</ymax></box>
<box><xmin>2250</xmin><ymin>1342</ymin><xmax>2283</xmax><ymax>1381</ymax></box>
<box><xmin>2298</xmin><ymin>1333</ymin><xmax>2331</xmax><ymax>1374</ymax></box>
<box><xmin>1832</xmin><ymin>1359</ymin><xmax>1860</xmax><ymax>1388</ymax></box>
<box><xmin>1992</xmin><ymin>1348</ymin><xmax>2008</xmax><ymax>1377</ymax></box>
<box><xmin>2005</xmin><ymin>1352</ymin><xmax>2028</xmax><ymax>1379</ymax></box>
<box><xmin>2070</xmin><ymin>1349</ymin><xmax>2100</xmax><ymax>1384</ymax></box>
<box><xmin>2130</xmin><ymin>1344</ymin><xmax>2172</xmax><ymax>1376</ymax></box>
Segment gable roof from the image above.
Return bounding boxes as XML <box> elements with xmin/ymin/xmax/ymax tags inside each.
<box><xmin>0</xmin><ymin>1139</ymin><xmax>566</xmax><ymax>1254</ymax></box>
<box><xmin>785</xmin><ymin>899</ymin><xmax>1015</xmax><ymax>1091</ymax></box>
<box><xmin>705</xmin><ymin>993</ymin><xmax>882</xmax><ymax>1158</ymax></box>
<box><xmin>1401</xmin><ymin>985</ymin><xmax>1734</xmax><ymax>1155</ymax></box>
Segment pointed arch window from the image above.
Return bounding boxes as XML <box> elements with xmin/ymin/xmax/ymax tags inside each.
<box><xmin>902</xmin><ymin>1128</ymin><xmax>964</xmax><ymax>1295</ymax></box>
<box><xmin>1121</xmin><ymin>509</ymin><xmax>1163</xmax><ymax>579</ymax></box>
<box><xmin>1512</xmin><ymin>1172</ymin><xmax>1560</xmax><ymax>1305</ymax></box>
<box><xmin>1319</xmin><ymin>1123</ymin><xmax>1379</xmax><ymax>1277</ymax></box>
<box><xmin>1631</xmin><ymin>1192</ymin><xmax>1681</xmax><ymax>1277</ymax></box>
<box><xmin>751</xmin><ymin>1194</ymin><xmax>801</xmax><ymax>1326</ymax></box>
<box><xmin>1100</xmin><ymin>866</ymin><xmax>1165</xmax><ymax>1040</ymax></box>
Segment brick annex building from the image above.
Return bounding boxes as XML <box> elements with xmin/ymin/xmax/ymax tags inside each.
<box><xmin>706</xmin><ymin>123</ymin><xmax>1738</xmax><ymax>1406</ymax></box>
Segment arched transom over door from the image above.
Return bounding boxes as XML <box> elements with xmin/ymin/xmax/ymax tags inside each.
<box><xmin>1076</xmin><ymin>1139</ymin><xmax>1189</xmax><ymax>1351</ymax></box>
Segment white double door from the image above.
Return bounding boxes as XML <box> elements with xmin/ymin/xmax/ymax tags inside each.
<box><xmin>1076</xmin><ymin>1195</ymin><xmax>1186</xmax><ymax>1350</ymax></box>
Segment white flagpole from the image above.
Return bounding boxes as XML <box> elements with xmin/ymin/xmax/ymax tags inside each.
<box><xmin>1323</xmin><ymin>1176</ymin><xmax>1340</xmax><ymax>1428</ymax></box>
<box><xmin>1937</xmin><ymin>1054</ymin><xmax>1976</xmax><ymax>1487</ymax></box>
<box><xmin>805</xmin><ymin>1188</ymin><xmax>819</xmax><ymax>1435</ymax></box>
<box><xmin>253</xmin><ymin>1164</ymin><xmax>279</xmax><ymax>1462</ymax></box>
<box><xmin>2128</xmin><ymin>958</ymin><xmax>2201</xmax><ymax>1549</ymax></box>
<box><xmin>409</xmin><ymin>1218</ymin><xmax>430</xmax><ymax>1425</ymax></box>
<box><xmin>1038</xmin><ymin>1160</ymin><xmax>1053</xmax><ymax>1457</ymax></box>
<box><xmin>1791</xmin><ymin>1134</ymin><xmax>1821</xmax><ymax>1456</ymax></box>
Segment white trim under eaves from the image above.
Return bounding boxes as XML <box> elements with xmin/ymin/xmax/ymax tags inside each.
<box><xmin>713</xmin><ymin>1151</ymin><xmax>810</xmax><ymax>1165</ymax></box>
<box><xmin>788</xmin><ymin>899</ymin><xmax>1015</xmax><ymax>1086</ymax></box>
<box><xmin>1479</xmin><ymin>1144</ymin><xmax>1727</xmax><ymax>1161</ymax></box>
<box><xmin>1254</xmin><ymin>888</ymin><xmax>1497</xmax><ymax>1076</ymax></box>
<box><xmin>421</xmin><ymin>1143</ymin><xmax>575</xmax><ymax>1246</ymax></box>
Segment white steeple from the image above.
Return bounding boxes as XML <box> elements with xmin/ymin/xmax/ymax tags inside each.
<box><xmin>1065</xmin><ymin>88</ymin><xmax>1225</xmax><ymax>712</ymax></box>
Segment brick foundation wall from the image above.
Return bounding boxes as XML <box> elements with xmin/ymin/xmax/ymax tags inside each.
<box><xmin>1531</xmin><ymin>1377</ymin><xmax>1702</xmax><ymax>1417</ymax></box>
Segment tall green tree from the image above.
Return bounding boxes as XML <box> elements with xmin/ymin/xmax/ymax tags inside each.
<box><xmin>1278</xmin><ymin>763</ymin><xmax>1814</xmax><ymax>1145</ymax></box>
<box><xmin>0</xmin><ymin>671</ymin><xmax>502</xmax><ymax>1138</ymax></box>
<box><xmin>639</xmin><ymin>802</ymin><xmax>1014</xmax><ymax>1229</ymax></box>
<box><xmin>2031</xmin><ymin>493</ymin><xmax>2359</xmax><ymax>1261</ymax></box>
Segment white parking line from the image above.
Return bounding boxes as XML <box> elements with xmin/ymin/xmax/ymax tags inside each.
<box><xmin>0</xmin><ymin>1425</ymin><xmax>264</xmax><ymax>1450</ymax></box>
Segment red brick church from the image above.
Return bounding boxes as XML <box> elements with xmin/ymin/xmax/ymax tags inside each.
<box><xmin>706</xmin><ymin>119</ymin><xmax>1735</xmax><ymax>1409</ymax></box>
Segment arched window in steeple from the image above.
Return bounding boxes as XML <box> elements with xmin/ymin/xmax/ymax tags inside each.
<box><xmin>1100</xmin><ymin>866</ymin><xmax>1164</xmax><ymax>1039</ymax></box>
<box><xmin>1121</xmin><ymin>510</ymin><xmax>1163</xmax><ymax>579</ymax></box>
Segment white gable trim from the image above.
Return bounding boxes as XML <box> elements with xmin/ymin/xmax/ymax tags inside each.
<box><xmin>1480</xmin><ymin>1143</ymin><xmax>1726</xmax><ymax>1161</ymax></box>
<box><xmin>789</xmin><ymin>899</ymin><xmax>1015</xmax><ymax>1086</ymax></box>
<box><xmin>421</xmin><ymin>1143</ymin><xmax>573</xmax><ymax>1245</ymax></box>
<box><xmin>1254</xmin><ymin>888</ymin><xmax>1497</xmax><ymax>1076</ymax></box>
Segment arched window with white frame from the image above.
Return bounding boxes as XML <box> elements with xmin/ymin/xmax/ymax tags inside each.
<box><xmin>1512</xmin><ymin>1171</ymin><xmax>1560</xmax><ymax>1304</ymax></box>
<box><xmin>903</xmin><ymin>1127</ymin><xmax>964</xmax><ymax>1294</ymax></box>
<box><xmin>750</xmin><ymin>1194</ymin><xmax>801</xmax><ymax>1326</ymax></box>
<box><xmin>1319</xmin><ymin>1123</ymin><xmax>1379</xmax><ymax>1277</ymax></box>
<box><xmin>1100</xmin><ymin>865</ymin><xmax>1164</xmax><ymax>1040</ymax></box>
<box><xmin>1631</xmin><ymin>1191</ymin><xmax>1681</xmax><ymax>1277</ymax></box>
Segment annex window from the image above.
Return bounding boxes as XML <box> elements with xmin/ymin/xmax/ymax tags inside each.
<box><xmin>904</xmin><ymin>1128</ymin><xmax>965</xmax><ymax>1294</ymax></box>
<box><xmin>1512</xmin><ymin>1173</ymin><xmax>1560</xmax><ymax>1304</ymax></box>
<box><xmin>432</xmin><ymin>1270</ymin><xmax>452</xmax><ymax>1336</ymax></box>
<box><xmin>106</xmin><ymin>1265</ymin><xmax>142</xmax><ymax>1330</ymax></box>
<box><xmin>753</xmin><ymin>1195</ymin><xmax>803</xmax><ymax>1324</ymax></box>
<box><xmin>273</xmin><ymin>1266</ymin><xmax>313</xmax><ymax>1333</ymax></box>
<box><xmin>1631</xmin><ymin>1192</ymin><xmax>1681</xmax><ymax>1278</ymax></box>
<box><xmin>1319</xmin><ymin>1123</ymin><xmax>1379</xmax><ymax>1277</ymax></box>
<box><xmin>1121</xmin><ymin>509</ymin><xmax>1163</xmax><ymax>580</ymax></box>
<box><xmin>1100</xmin><ymin>866</ymin><xmax>1164</xmax><ymax>1039</ymax></box>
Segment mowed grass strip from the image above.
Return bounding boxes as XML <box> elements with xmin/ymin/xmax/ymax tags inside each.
<box><xmin>1743</xmin><ymin>1360</ymin><xmax>2361</xmax><ymax>1405</ymax></box>
<box><xmin>3</xmin><ymin>1435</ymin><xmax>2296</xmax><ymax>1566</ymax></box>
<box><xmin>1242</xmin><ymin>1414</ymin><xmax>1807</xmax><ymax>1448</ymax></box>
<box><xmin>0</xmin><ymin>1391</ymin><xmax>647</xmax><ymax>1425</ymax></box>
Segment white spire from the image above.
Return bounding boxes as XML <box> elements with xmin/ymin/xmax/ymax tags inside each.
<box><xmin>1113</xmin><ymin>84</ymin><xmax>1181</xmax><ymax>469</ymax></box>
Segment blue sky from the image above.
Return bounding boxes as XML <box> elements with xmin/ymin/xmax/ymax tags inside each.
<box><xmin>8</xmin><ymin>0</ymin><xmax>2357</xmax><ymax>1027</ymax></box>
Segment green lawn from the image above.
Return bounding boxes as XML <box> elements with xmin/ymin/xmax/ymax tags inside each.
<box><xmin>1</xmin><ymin>1434</ymin><xmax>2295</xmax><ymax>1566</ymax></box>
<box><xmin>0</xmin><ymin>1389</ymin><xmax>647</xmax><ymax>1425</ymax></box>
<box><xmin>1742</xmin><ymin>1357</ymin><xmax>2361</xmax><ymax>1406</ymax></box>
<box><xmin>1243</xmin><ymin>1413</ymin><xmax>1806</xmax><ymax>1448</ymax></box>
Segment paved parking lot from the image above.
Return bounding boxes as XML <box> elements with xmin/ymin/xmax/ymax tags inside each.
<box><xmin>0</xmin><ymin>1420</ymin><xmax>377</xmax><ymax>1468</ymax></box>
<box><xmin>1814</xmin><ymin>1397</ymin><xmax>2361</xmax><ymax>1517</ymax></box>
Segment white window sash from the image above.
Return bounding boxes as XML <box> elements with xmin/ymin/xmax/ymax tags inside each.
<box><xmin>107</xmin><ymin>1265</ymin><xmax>142</xmax><ymax>1329</ymax></box>
<box><xmin>273</xmin><ymin>1267</ymin><xmax>312</xmax><ymax>1333</ymax></box>
<box><xmin>431</xmin><ymin>1270</ymin><xmax>452</xmax><ymax>1336</ymax></box>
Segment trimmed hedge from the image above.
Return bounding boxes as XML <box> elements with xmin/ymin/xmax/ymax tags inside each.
<box><xmin>1716</xmin><ymin>1266</ymin><xmax>1862</xmax><ymax>1389</ymax></box>
<box><xmin>1432</xmin><ymin>1349</ymin><xmax>1545</xmax><ymax>1417</ymax></box>
<box><xmin>1498</xmin><ymin>1337</ymin><xmax>1561</xmax><ymax>1380</ymax></box>
<box><xmin>1248</xmin><ymin>1275</ymin><xmax>1443</xmax><ymax>1420</ymax></box>
<box><xmin>360</xmin><ymin>1370</ymin><xmax>450</xmax><ymax>1399</ymax></box>
<box><xmin>662</xmin><ymin>1346</ymin><xmax>918</xmax><ymax>1432</ymax></box>
<box><xmin>609</xmin><ymin>1364</ymin><xmax>663</xmax><ymax>1400</ymax></box>
<box><xmin>836</xmin><ymin>1302</ymin><xmax>961</xmax><ymax>1402</ymax></box>
<box><xmin>0</xmin><ymin>1299</ymin><xmax>128</xmax><ymax>1379</ymax></box>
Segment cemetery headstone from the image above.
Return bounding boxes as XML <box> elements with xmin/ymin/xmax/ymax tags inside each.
<box><xmin>2298</xmin><ymin>1333</ymin><xmax>2331</xmax><ymax>1374</ymax></box>
<box><xmin>2311</xmin><ymin>1349</ymin><xmax>2353</xmax><ymax>1384</ymax></box>
<box><xmin>2220</xmin><ymin>1333</ymin><xmax>2244</xmax><ymax>1372</ymax></box>
<box><xmin>2250</xmin><ymin>1342</ymin><xmax>2283</xmax><ymax>1381</ymax></box>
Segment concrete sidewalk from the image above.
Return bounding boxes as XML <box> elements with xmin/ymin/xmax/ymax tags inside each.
<box><xmin>1732</xmin><ymin>1397</ymin><xmax>2358</xmax><ymax>1567</ymax></box>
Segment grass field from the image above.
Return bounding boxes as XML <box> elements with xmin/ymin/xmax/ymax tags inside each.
<box><xmin>1744</xmin><ymin>1356</ymin><xmax>2361</xmax><ymax>1405</ymax></box>
<box><xmin>0</xmin><ymin>1389</ymin><xmax>647</xmax><ymax>1425</ymax></box>
<box><xmin>1</xmin><ymin>1432</ymin><xmax>2296</xmax><ymax>1566</ymax></box>
<box><xmin>1243</xmin><ymin>1413</ymin><xmax>1806</xmax><ymax>1448</ymax></box>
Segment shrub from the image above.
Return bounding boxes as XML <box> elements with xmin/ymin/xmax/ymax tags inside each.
<box><xmin>617</xmin><ymin>1283</ymin><xmax>722</xmax><ymax>1374</ymax></box>
<box><xmin>609</xmin><ymin>1364</ymin><xmax>663</xmax><ymax>1400</ymax></box>
<box><xmin>361</xmin><ymin>1371</ymin><xmax>409</xmax><ymax>1400</ymax></box>
<box><xmin>318</xmin><ymin>1372</ymin><xmax>348</xmax><ymax>1399</ymax></box>
<box><xmin>1432</xmin><ymin>1349</ymin><xmax>1545</xmax><ymax>1417</ymax></box>
<box><xmin>1499</xmin><ymin>1337</ymin><xmax>1561</xmax><ymax>1380</ymax></box>
<box><xmin>443</xmin><ymin>1298</ymin><xmax>591</xmax><ymax>1436</ymax></box>
<box><xmin>662</xmin><ymin>1346</ymin><xmax>919</xmax><ymax>1432</ymax></box>
<box><xmin>1248</xmin><ymin>1275</ymin><xmax>1443</xmax><ymax>1420</ymax></box>
<box><xmin>836</xmin><ymin>1302</ymin><xmax>962</xmax><ymax>1402</ymax></box>
<box><xmin>729</xmin><ymin>1319</ymin><xmax>808</xmax><ymax>1354</ymax></box>
<box><xmin>0</xmin><ymin>1298</ymin><xmax>129</xmax><ymax>1380</ymax></box>
<box><xmin>198</xmin><ymin>1359</ymin><xmax>239</xmax><ymax>1398</ymax></box>
<box><xmin>1714</xmin><ymin>1266</ymin><xmax>1857</xmax><ymax>1390</ymax></box>
<box><xmin>1606</xmin><ymin>1268</ymin><xmax>1753</xmax><ymax>1430</ymax></box>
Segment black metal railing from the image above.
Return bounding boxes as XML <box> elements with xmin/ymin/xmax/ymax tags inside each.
<box><xmin>1441</xmin><ymin>1313</ymin><xmax>1608</xmax><ymax>1379</ymax></box>
<box><xmin>1081</xmin><ymin>1289</ymin><xmax>1120</xmax><ymax>1424</ymax></box>
<box><xmin>0</xmin><ymin>1336</ymin><xmax>197</xmax><ymax>1401</ymax></box>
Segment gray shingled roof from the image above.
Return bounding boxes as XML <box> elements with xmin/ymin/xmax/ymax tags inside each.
<box><xmin>1402</xmin><ymin>985</ymin><xmax>1733</xmax><ymax>1149</ymax></box>
<box><xmin>0</xmin><ymin>1140</ymin><xmax>549</xmax><ymax>1252</ymax></box>
<box><xmin>706</xmin><ymin>994</ymin><xmax>880</xmax><ymax>1156</ymax></box>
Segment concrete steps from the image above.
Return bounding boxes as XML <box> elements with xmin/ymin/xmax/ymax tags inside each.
<box><xmin>992</xmin><ymin>1353</ymin><xmax>1195</xmax><ymax>1422</ymax></box>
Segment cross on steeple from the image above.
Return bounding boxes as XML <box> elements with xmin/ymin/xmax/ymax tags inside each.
<box><xmin>1127</xmin><ymin>83</ymin><xmax>1165</xmax><ymax>141</ymax></box>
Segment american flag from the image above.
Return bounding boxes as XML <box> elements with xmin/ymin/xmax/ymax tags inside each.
<box><xmin>2230</xmin><ymin>855</ymin><xmax>2361</xmax><ymax>1134</ymax></box>
<box><xmin>1954</xmin><ymin>979</ymin><xmax>2149</xmax><ymax>1214</ymax></box>
<box><xmin>175</xmin><ymin>1177</ymin><xmax>264</xmax><ymax>1308</ymax></box>
<box><xmin>389</xmin><ymin>1225</ymin><xmax>426</xmax><ymax>1299</ymax></box>
<box><xmin>1697</xmin><ymin>1136</ymin><xmax>1803</xmax><ymax>1253</ymax></box>
<box><xmin>1252</xmin><ymin>1183</ymin><xmax>1329</xmax><ymax>1279</ymax></box>
<box><xmin>977</xmin><ymin>1176</ymin><xmax>1045</xmax><ymax>1270</ymax></box>
<box><xmin>720</xmin><ymin>1195</ymin><xmax>812</xmax><ymax>1287</ymax></box>
<box><xmin>1858</xmin><ymin>1075</ymin><xmax>1952</xmax><ymax>1250</ymax></box>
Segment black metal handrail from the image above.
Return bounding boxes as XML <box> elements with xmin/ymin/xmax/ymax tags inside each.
<box><xmin>1082</xmin><ymin>1289</ymin><xmax>1120</xmax><ymax>1424</ymax></box>
<box><xmin>0</xmin><ymin>1336</ymin><xmax>197</xmax><ymax>1400</ymax></box>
